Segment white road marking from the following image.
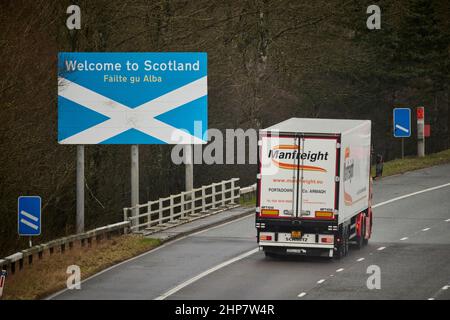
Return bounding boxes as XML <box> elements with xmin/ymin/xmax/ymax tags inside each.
<box><xmin>154</xmin><ymin>248</ymin><xmax>259</xmax><ymax>300</ymax></box>
<box><xmin>445</xmin><ymin>219</ymin><xmax>450</xmax><ymax>222</ymax></box>
<box><xmin>20</xmin><ymin>210</ymin><xmax>39</xmax><ymax>222</ymax></box>
<box><xmin>372</xmin><ymin>182</ymin><xmax>450</xmax><ymax>209</ymax></box>
<box><xmin>427</xmin><ymin>298</ymin><xmax>435</xmax><ymax>300</ymax></box>
<box><xmin>422</xmin><ymin>228</ymin><xmax>430</xmax><ymax>231</ymax></box>
<box><xmin>442</xmin><ymin>285</ymin><xmax>449</xmax><ymax>290</ymax></box>
<box><xmin>336</xmin><ymin>268</ymin><xmax>344</xmax><ymax>273</ymax></box>
<box><xmin>46</xmin><ymin>212</ymin><xmax>255</xmax><ymax>300</ymax></box>
<box><xmin>400</xmin><ymin>237</ymin><xmax>408</xmax><ymax>241</ymax></box>
<box><xmin>49</xmin><ymin>182</ymin><xmax>450</xmax><ymax>300</ymax></box>
<box><xmin>317</xmin><ymin>279</ymin><xmax>326</xmax><ymax>284</ymax></box>
<box><xmin>297</xmin><ymin>292</ymin><xmax>306</xmax><ymax>298</ymax></box>
<box><xmin>357</xmin><ymin>258</ymin><xmax>365</xmax><ymax>262</ymax></box>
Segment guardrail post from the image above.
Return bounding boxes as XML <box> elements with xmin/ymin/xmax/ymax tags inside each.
<box><xmin>191</xmin><ymin>190</ymin><xmax>195</xmax><ymax>215</ymax></box>
<box><xmin>201</xmin><ymin>186</ymin><xmax>206</xmax><ymax>212</ymax></box>
<box><xmin>180</xmin><ymin>192</ymin><xmax>186</xmax><ymax>218</ymax></box>
<box><xmin>230</xmin><ymin>179</ymin><xmax>235</xmax><ymax>204</ymax></box>
<box><xmin>221</xmin><ymin>180</ymin><xmax>226</xmax><ymax>206</ymax></box>
<box><xmin>146</xmin><ymin>201</ymin><xmax>152</xmax><ymax>228</ymax></box>
<box><xmin>170</xmin><ymin>196</ymin><xmax>174</xmax><ymax>221</ymax></box>
<box><xmin>159</xmin><ymin>198</ymin><xmax>163</xmax><ymax>224</ymax></box>
<box><xmin>123</xmin><ymin>208</ymin><xmax>129</xmax><ymax>234</ymax></box>
<box><xmin>211</xmin><ymin>183</ymin><xmax>216</xmax><ymax>209</ymax></box>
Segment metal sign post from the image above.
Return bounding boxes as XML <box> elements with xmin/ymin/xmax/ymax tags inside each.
<box><xmin>76</xmin><ymin>145</ymin><xmax>85</xmax><ymax>233</ymax></box>
<box><xmin>184</xmin><ymin>144</ymin><xmax>194</xmax><ymax>215</ymax></box>
<box><xmin>417</xmin><ymin>107</ymin><xmax>425</xmax><ymax>157</ymax></box>
<box><xmin>131</xmin><ymin>145</ymin><xmax>139</xmax><ymax>227</ymax></box>
<box><xmin>401</xmin><ymin>138</ymin><xmax>404</xmax><ymax>159</ymax></box>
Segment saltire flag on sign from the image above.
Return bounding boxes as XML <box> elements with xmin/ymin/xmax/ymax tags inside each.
<box><xmin>58</xmin><ymin>52</ymin><xmax>208</xmax><ymax>144</ymax></box>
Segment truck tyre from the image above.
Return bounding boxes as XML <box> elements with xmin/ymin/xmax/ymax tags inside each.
<box><xmin>343</xmin><ymin>227</ymin><xmax>349</xmax><ymax>256</ymax></box>
<box><xmin>355</xmin><ymin>218</ymin><xmax>365</xmax><ymax>249</ymax></box>
<box><xmin>363</xmin><ymin>215</ymin><xmax>371</xmax><ymax>246</ymax></box>
<box><xmin>334</xmin><ymin>228</ymin><xmax>347</xmax><ymax>260</ymax></box>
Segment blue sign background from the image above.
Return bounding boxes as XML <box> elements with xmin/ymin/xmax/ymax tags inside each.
<box><xmin>18</xmin><ymin>196</ymin><xmax>41</xmax><ymax>236</ymax></box>
<box><xmin>393</xmin><ymin>108</ymin><xmax>411</xmax><ymax>138</ymax></box>
<box><xmin>58</xmin><ymin>52</ymin><xmax>208</xmax><ymax>144</ymax></box>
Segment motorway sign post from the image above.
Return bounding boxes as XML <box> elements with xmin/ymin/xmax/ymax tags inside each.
<box><xmin>417</xmin><ymin>106</ymin><xmax>425</xmax><ymax>157</ymax></box>
<box><xmin>393</xmin><ymin>108</ymin><xmax>411</xmax><ymax>159</ymax></box>
<box><xmin>58</xmin><ymin>53</ymin><xmax>208</xmax><ymax>228</ymax></box>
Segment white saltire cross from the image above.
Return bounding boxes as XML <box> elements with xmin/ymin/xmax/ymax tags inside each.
<box><xmin>58</xmin><ymin>76</ymin><xmax>207</xmax><ymax>144</ymax></box>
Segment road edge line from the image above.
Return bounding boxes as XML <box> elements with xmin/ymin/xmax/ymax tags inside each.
<box><xmin>154</xmin><ymin>248</ymin><xmax>259</xmax><ymax>300</ymax></box>
<box><xmin>45</xmin><ymin>208</ymin><xmax>254</xmax><ymax>300</ymax></box>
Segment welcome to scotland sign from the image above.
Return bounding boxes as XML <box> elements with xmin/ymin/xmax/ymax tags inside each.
<box><xmin>57</xmin><ymin>52</ymin><xmax>207</xmax><ymax>144</ymax></box>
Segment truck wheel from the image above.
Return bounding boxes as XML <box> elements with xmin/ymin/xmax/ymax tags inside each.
<box><xmin>334</xmin><ymin>229</ymin><xmax>346</xmax><ymax>260</ymax></box>
<box><xmin>355</xmin><ymin>218</ymin><xmax>365</xmax><ymax>250</ymax></box>
<box><xmin>343</xmin><ymin>228</ymin><xmax>349</xmax><ymax>256</ymax></box>
<box><xmin>363</xmin><ymin>215</ymin><xmax>370</xmax><ymax>246</ymax></box>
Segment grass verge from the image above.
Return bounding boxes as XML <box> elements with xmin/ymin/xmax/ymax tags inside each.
<box><xmin>2</xmin><ymin>234</ymin><xmax>160</xmax><ymax>300</ymax></box>
<box><xmin>372</xmin><ymin>149</ymin><xmax>450</xmax><ymax>178</ymax></box>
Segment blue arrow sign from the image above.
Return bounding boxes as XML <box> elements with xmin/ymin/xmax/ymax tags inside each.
<box><xmin>393</xmin><ymin>108</ymin><xmax>411</xmax><ymax>138</ymax></box>
<box><xmin>57</xmin><ymin>52</ymin><xmax>208</xmax><ymax>145</ymax></box>
<box><xmin>18</xmin><ymin>196</ymin><xmax>41</xmax><ymax>236</ymax></box>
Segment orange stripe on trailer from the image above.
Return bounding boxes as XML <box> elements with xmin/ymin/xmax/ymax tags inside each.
<box><xmin>272</xmin><ymin>160</ymin><xmax>327</xmax><ymax>172</ymax></box>
<box><xmin>273</xmin><ymin>145</ymin><xmax>300</xmax><ymax>150</ymax></box>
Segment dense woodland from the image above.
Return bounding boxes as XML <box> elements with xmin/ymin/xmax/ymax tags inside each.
<box><xmin>1</xmin><ymin>0</ymin><xmax>449</xmax><ymax>255</ymax></box>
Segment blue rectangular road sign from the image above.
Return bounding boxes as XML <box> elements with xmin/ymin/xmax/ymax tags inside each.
<box><xmin>18</xmin><ymin>196</ymin><xmax>41</xmax><ymax>236</ymax></box>
<box><xmin>393</xmin><ymin>108</ymin><xmax>411</xmax><ymax>138</ymax></box>
<box><xmin>57</xmin><ymin>52</ymin><xmax>208</xmax><ymax>145</ymax></box>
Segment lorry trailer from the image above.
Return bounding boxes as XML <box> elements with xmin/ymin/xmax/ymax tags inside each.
<box><xmin>256</xmin><ymin>118</ymin><xmax>373</xmax><ymax>259</ymax></box>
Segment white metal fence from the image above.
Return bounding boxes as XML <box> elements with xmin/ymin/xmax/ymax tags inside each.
<box><xmin>123</xmin><ymin>178</ymin><xmax>245</xmax><ymax>233</ymax></box>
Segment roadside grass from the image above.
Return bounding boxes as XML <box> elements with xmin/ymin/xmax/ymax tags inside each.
<box><xmin>2</xmin><ymin>234</ymin><xmax>160</xmax><ymax>300</ymax></box>
<box><xmin>372</xmin><ymin>148</ymin><xmax>450</xmax><ymax>178</ymax></box>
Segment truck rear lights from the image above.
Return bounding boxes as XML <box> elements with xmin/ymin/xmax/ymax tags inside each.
<box><xmin>260</xmin><ymin>209</ymin><xmax>279</xmax><ymax>217</ymax></box>
<box><xmin>320</xmin><ymin>235</ymin><xmax>334</xmax><ymax>243</ymax></box>
<box><xmin>315</xmin><ymin>211</ymin><xmax>334</xmax><ymax>219</ymax></box>
<box><xmin>260</xmin><ymin>234</ymin><xmax>273</xmax><ymax>241</ymax></box>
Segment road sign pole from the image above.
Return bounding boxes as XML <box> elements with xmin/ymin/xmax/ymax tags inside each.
<box><xmin>417</xmin><ymin>107</ymin><xmax>425</xmax><ymax>157</ymax></box>
<box><xmin>131</xmin><ymin>145</ymin><xmax>139</xmax><ymax>228</ymax></box>
<box><xmin>401</xmin><ymin>138</ymin><xmax>404</xmax><ymax>160</ymax></box>
<box><xmin>185</xmin><ymin>144</ymin><xmax>194</xmax><ymax>192</ymax></box>
<box><xmin>76</xmin><ymin>145</ymin><xmax>85</xmax><ymax>233</ymax></box>
<box><xmin>184</xmin><ymin>145</ymin><xmax>194</xmax><ymax>214</ymax></box>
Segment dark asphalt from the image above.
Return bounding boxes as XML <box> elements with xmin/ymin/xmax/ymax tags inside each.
<box><xmin>52</xmin><ymin>163</ymin><xmax>450</xmax><ymax>300</ymax></box>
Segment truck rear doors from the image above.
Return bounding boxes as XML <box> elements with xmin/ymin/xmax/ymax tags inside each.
<box><xmin>258</xmin><ymin>133</ymin><xmax>339</xmax><ymax>220</ymax></box>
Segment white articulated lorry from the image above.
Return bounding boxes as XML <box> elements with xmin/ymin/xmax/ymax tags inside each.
<box><xmin>256</xmin><ymin>118</ymin><xmax>373</xmax><ymax>259</ymax></box>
